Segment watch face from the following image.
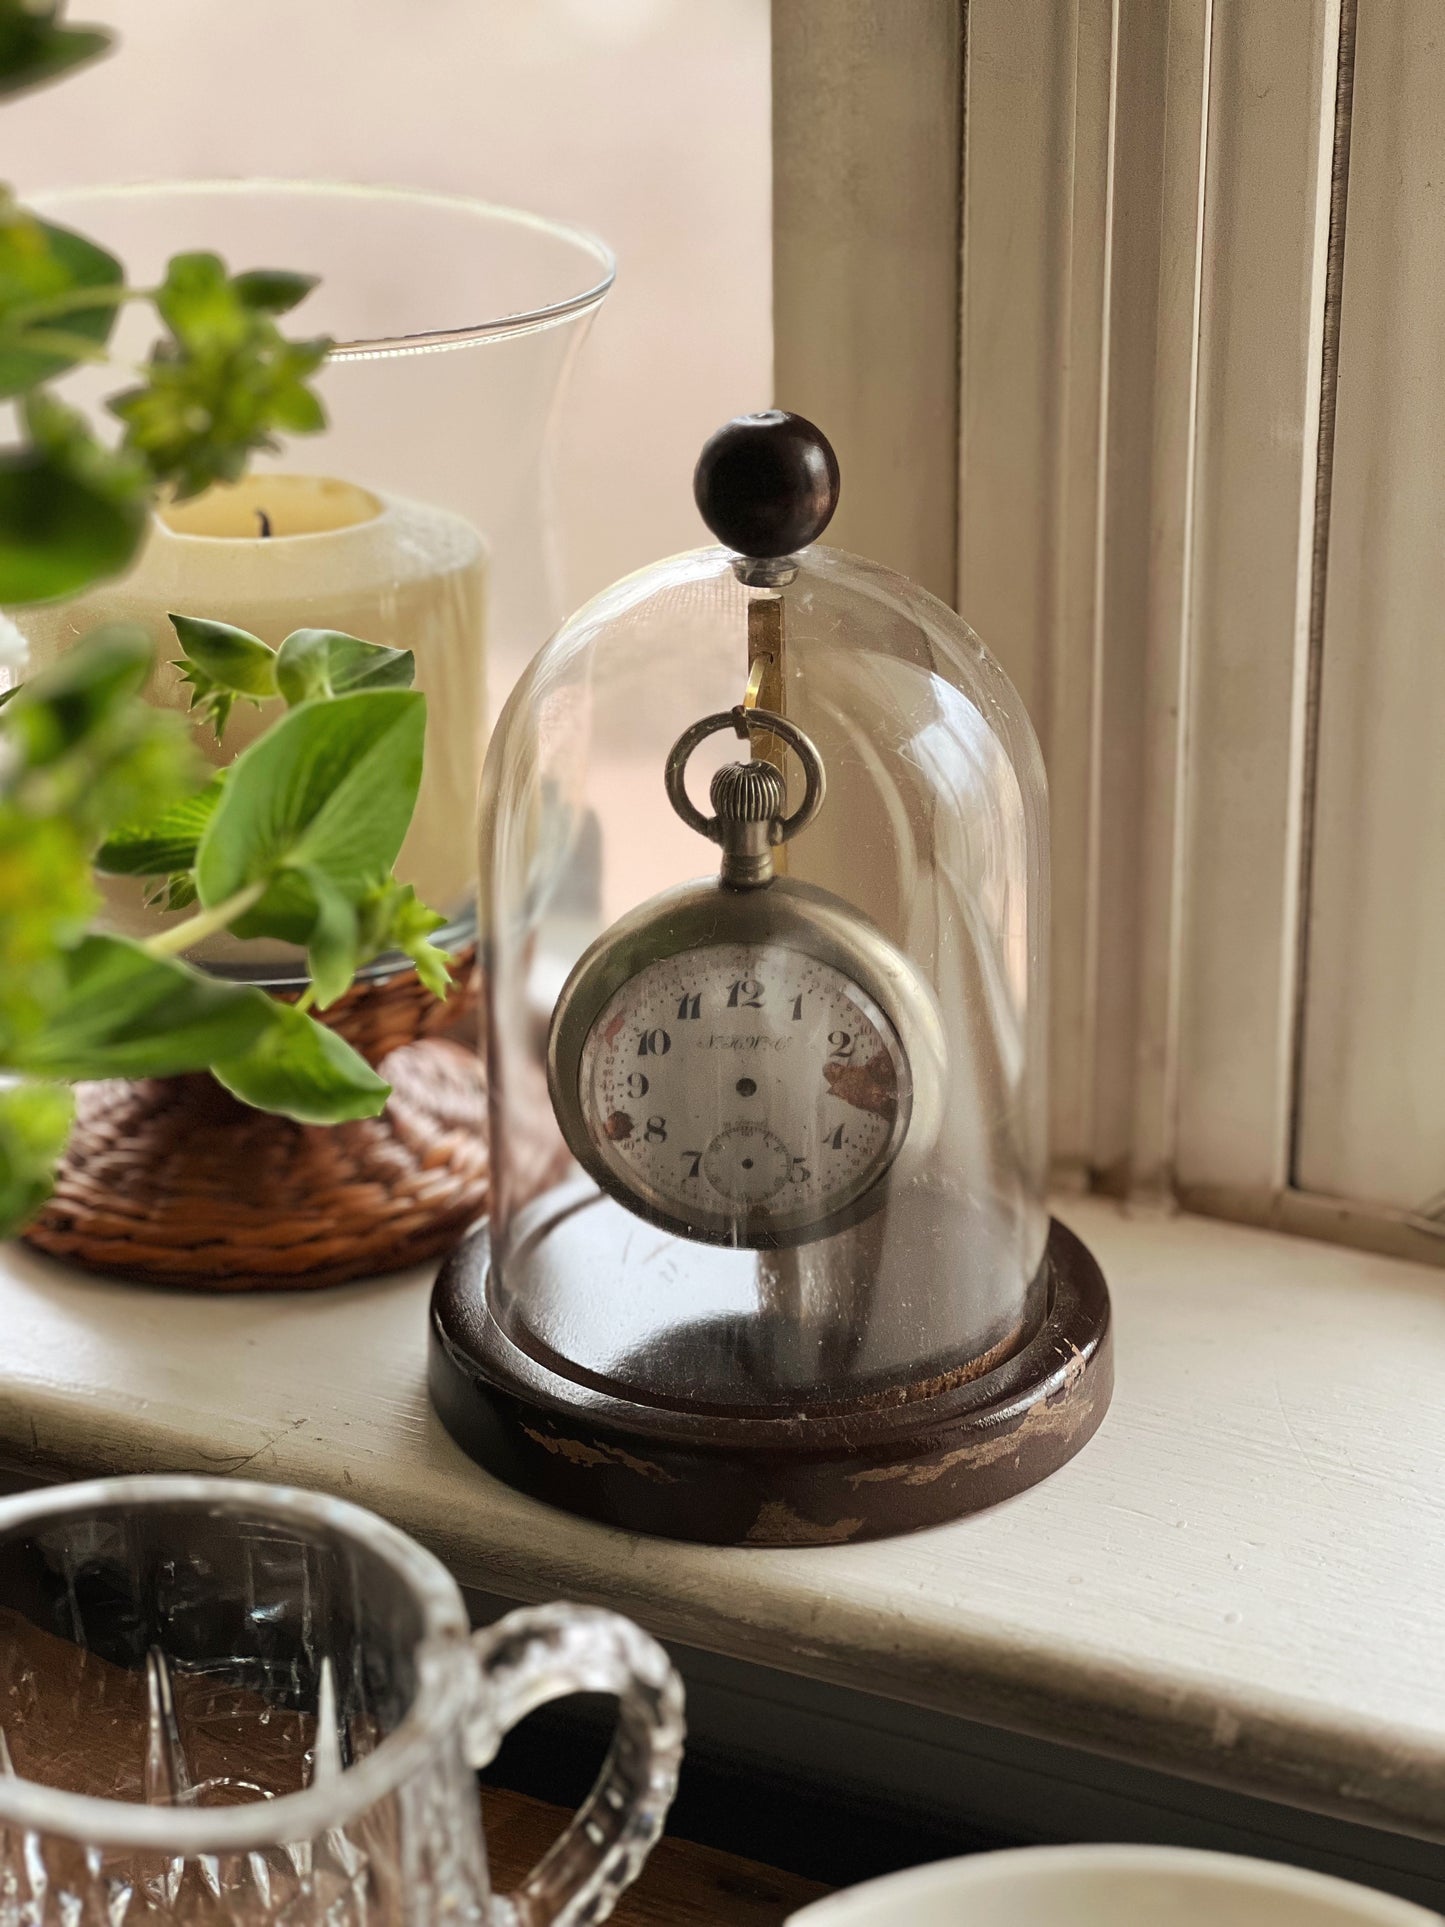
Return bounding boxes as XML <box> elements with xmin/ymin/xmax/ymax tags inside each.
<box><xmin>576</xmin><ymin>939</ymin><xmax>912</xmax><ymax>1246</ymax></box>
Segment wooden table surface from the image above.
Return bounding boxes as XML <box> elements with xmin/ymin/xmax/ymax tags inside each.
<box><xmin>483</xmin><ymin>1783</ymin><xmax>829</xmax><ymax>1925</ymax></box>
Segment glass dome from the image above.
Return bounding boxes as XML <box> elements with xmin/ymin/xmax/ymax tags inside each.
<box><xmin>479</xmin><ymin>538</ymin><xmax>1051</xmax><ymax>1414</ymax></box>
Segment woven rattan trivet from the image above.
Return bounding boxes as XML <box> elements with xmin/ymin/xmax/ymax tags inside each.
<box><xmin>18</xmin><ymin>943</ymin><xmax>553</xmax><ymax>1291</ymax></box>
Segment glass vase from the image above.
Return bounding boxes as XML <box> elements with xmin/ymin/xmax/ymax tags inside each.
<box><xmin>14</xmin><ymin>181</ymin><xmax>614</xmax><ymax>975</ymax></box>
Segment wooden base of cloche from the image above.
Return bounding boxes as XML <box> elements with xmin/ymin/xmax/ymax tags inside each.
<box><xmin>429</xmin><ymin>1216</ymin><xmax>1113</xmax><ymax>1546</ymax></box>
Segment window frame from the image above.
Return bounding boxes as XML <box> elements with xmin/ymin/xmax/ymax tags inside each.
<box><xmin>771</xmin><ymin>0</ymin><xmax>1444</xmax><ymax>1265</ymax></box>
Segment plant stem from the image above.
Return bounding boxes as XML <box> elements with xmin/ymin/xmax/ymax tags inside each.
<box><xmin>14</xmin><ymin>329</ymin><xmax>121</xmax><ymax>366</ymax></box>
<box><xmin>142</xmin><ymin>882</ymin><xmax>266</xmax><ymax>959</ymax></box>
<box><xmin>6</xmin><ymin>282</ymin><xmax>150</xmax><ymax>328</ymax></box>
<box><xmin>294</xmin><ymin>987</ymin><xmax>317</xmax><ymax>1015</ymax></box>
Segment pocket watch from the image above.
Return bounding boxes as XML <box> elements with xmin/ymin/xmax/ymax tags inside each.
<box><xmin>547</xmin><ymin>706</ymin><xmax>946</xmax><ymax>1249</ymax></box>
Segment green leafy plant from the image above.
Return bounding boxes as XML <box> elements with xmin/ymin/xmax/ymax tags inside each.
<box><xmin>0</xmin><ymin>6</ymin><xmax>453</xmax><ymax>1235</ymax></box>
<box><xmin>100</xmin><ymin>616</ymin><xmax>450</xmax><ymax>1002</ymax></box>
<box><xmin>0</xmin><ymin>620</ymin><xmax>453</xmax><ymax>1233</ymax></box>
<box><xmin>0</xmin><ymin>8</ymin><xmax>332</xmax><ymax>606</ymax></box>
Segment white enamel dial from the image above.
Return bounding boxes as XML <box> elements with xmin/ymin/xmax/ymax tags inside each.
<box><xmin>577</xmin><ymin>939</ymin><xmax>912</xmax><ymax>1245</ymax></box>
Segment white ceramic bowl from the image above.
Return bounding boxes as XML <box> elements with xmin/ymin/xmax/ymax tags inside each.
<box><xmin>786</xmin><ymin>1845</ymin><xmax>1441</xmax><ymax>1926</ymax></box>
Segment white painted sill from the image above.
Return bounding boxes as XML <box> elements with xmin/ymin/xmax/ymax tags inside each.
<box><xmin>1</xmin><ymin>1197</ymin><xmax>1442</xmax><ymax>1847</ymax></box>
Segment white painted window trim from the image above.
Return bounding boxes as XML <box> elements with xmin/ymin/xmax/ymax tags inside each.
<box><xmin>960</xmin><ymin>0</ymin><xmax>1329</xmax><ymax>1218</ymax></box>
<box><xmin>771</xmin><ymin>0</ymin><xmax>963</xmax><ymax>604</ymax></box>
<box><xmin>774</xmin><ymin>0</ymin><xmax>1444</xmax><ymax>1266</ymax></box>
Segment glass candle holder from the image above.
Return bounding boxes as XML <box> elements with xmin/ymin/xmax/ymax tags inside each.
<box><xmin>14</xmin><ymin>182</ymin><xmax>614</xmax><ymax>973</ymax></box>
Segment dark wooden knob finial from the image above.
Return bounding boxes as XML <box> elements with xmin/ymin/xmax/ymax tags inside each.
<box><xmin>693</xmin><ymin>411</ymin><xmax>840</xmax><ymax>559</ymax></box>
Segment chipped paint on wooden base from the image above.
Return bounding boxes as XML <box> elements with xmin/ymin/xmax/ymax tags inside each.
<box><xmin>745</xmin><ymin>1502</ymin><xmax>865</xmax><ymax>1546</ymax></box>
<box><xmin>519</xmin><ymin>1425</ymin><xmax>680</xmax><ymax>1486</ymax></box>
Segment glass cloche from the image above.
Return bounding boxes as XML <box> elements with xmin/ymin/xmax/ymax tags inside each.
<box><xmin>430</xmin><ymin>413</ymin><xmax>1112</xmax><ymax>1545</ymax></box>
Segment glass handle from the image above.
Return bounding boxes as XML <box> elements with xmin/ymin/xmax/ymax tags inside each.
<box><xmin>466</xmin><ymin>1603</ymin><xmax>685</xmax><ymax>1927</ymax></box>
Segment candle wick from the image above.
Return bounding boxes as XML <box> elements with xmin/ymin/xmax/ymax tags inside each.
<box><xmin>256</xmin><ymin>509</ymin><xmax>273</xmax><ymax>539</ymax></box>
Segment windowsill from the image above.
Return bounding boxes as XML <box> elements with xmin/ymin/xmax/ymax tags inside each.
<box><xmin>1</xmin><ymin>1197</ymin><xmax>1442</xmax><ymax>1845</ymax></box>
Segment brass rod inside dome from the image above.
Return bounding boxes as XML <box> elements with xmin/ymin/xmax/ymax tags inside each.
<box><xmin>744</xmin><ymin>592</ymin><xmax>785</xmax><ymax>741</ymax></box>
<box><xmin>745</xmin><ymin>589</ymin><xmax>788</xmax><ymax>871</ymax></box>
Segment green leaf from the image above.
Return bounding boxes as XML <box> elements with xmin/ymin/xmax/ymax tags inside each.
<box><xmin>196</xmin><ymin>689</ymin><xmax>427</xmax><ymax>932</ymax></box>
<box><xmin>0</xmin><ymin>809</ymin><xmax>94</xmax><ymax>1055</ymax></box>
<box><xmin>96</xmin><ymin>771</ymin><xmax>225</xmax><ymax>877</ymax></box>
<box><xmin>0</xmin><ymin>622</ymin><xmax>199</xmax><ymax>845</ymax></box>
<box><xmin>357</xmin><ymin>878</ymin><xmax>453</xmax><ymax>999</ymax></box>
<box><xmin>111</xmin><ymin>251</ymin><xmax>331</xmax><ymax>500</ymax></box>
<box><xmin>0</xmin><ymin>1081</ymin><xmax>74</xmax><ymax>1237</ymax></box>
<box><xmin>1</xmin><ymin>618</ymin><xmax>150</xmax><ymax>767</ymax></box>
<box><xmin>302</xmin><ymin>866</ymin><xmax>359</xmax><ymax>1009</ymax></box>
<box><xmin>213</xmin><ymin>1000</ymin><xmax>388</xmax><ymax>1123</ymax></box>
<box><xmin>407</xmin><ymin>935</ymin><xmax>453</xmax><ymax>1001</ymax></box>
<box><xmin>144</xmin><ymin>871</ymin><xmax>197</xmax><ymax>911</ymax></box>
<box><xmin>0</xmin><ymin>936</ymin><xmax>386</xmax><ymax>1129</ymax></box>
<box><xmin>169</xmin><ymin>614</ymin><xmax>278</xmax><ymax>698</ymax></box>
<box><xmin>10</xmin><ymin>933</ymin><xmax>273</xmax><ymax>1080</ymax></box>
<box><xmin>0</xmin><ymin>632</ymin><xmax>166</xmax><ymax>1058</ymax></box>
<box><xmin>168</xmin><ymin>612</ymin><xmax>277</xmax><ymax>738</ymax></box>
<box><xmin>0</xmin><ymin>207</ymin><xmax>124</xmax><ymax>395</ymax></box>
<box><xmin>274</xmin><ymin>627</ymin><xmax>415</xmax><ymax>707</ymax></box>
<box><xmin>153</xmin><ymin>251</ymin><xmax>245</xmax><ymax>351</ymax></box>
<box><xmin>231</xmin><ymin>268</ymin><xmax>319</xmax><ymax>316</ymax></box>
<box><xmin>218</xmin><ymin>866</ymin><xmax>316</xmax><ymax>946</ymax></box>
<box><xmin>267</xmin><ymin>383</ymin><xmax>326</xmax><ymax>435</ymax></box>
<box><xmin>0</xmin><ymin>395</ymin><xmax>149</xmax><ymax>603</ymax></box>
<box><xmin>0</xmin><ymin>6</ymin><xmax>112</xmax><ymax>100</ymax></box>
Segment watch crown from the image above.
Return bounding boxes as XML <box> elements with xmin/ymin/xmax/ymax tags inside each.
<box><xmin>710</xmin><ymin>759</ymin><xmax>786</xmax><ymax>826</ymax></box>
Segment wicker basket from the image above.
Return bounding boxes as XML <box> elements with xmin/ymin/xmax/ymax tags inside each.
<box><xmin>21</xmin><ymin>947</ymin><xmax>512</xmax><ymax>1291</ymax></box>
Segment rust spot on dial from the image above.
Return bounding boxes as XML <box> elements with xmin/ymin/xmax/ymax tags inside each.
<box><xmin>824</xmin><ymin>1050</ymin><xmax>897</xmax><ymax>1120</ymax></box>
<box><xmin>604</xmin><ymin>1110</ymin><xmax>634</xmax><ymax>1141</ymax></box>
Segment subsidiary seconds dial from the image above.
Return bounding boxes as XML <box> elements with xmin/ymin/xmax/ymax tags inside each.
<box><xmin>576</xmin><ymin>939</ymin><xmax>913</xmax><ymax>1247</ymax></box>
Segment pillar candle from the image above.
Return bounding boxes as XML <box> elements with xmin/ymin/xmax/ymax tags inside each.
<box><xmin>17</xmin><ymin>473</ymin><xmax>487</xmax><ymax>966</ymax></box>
